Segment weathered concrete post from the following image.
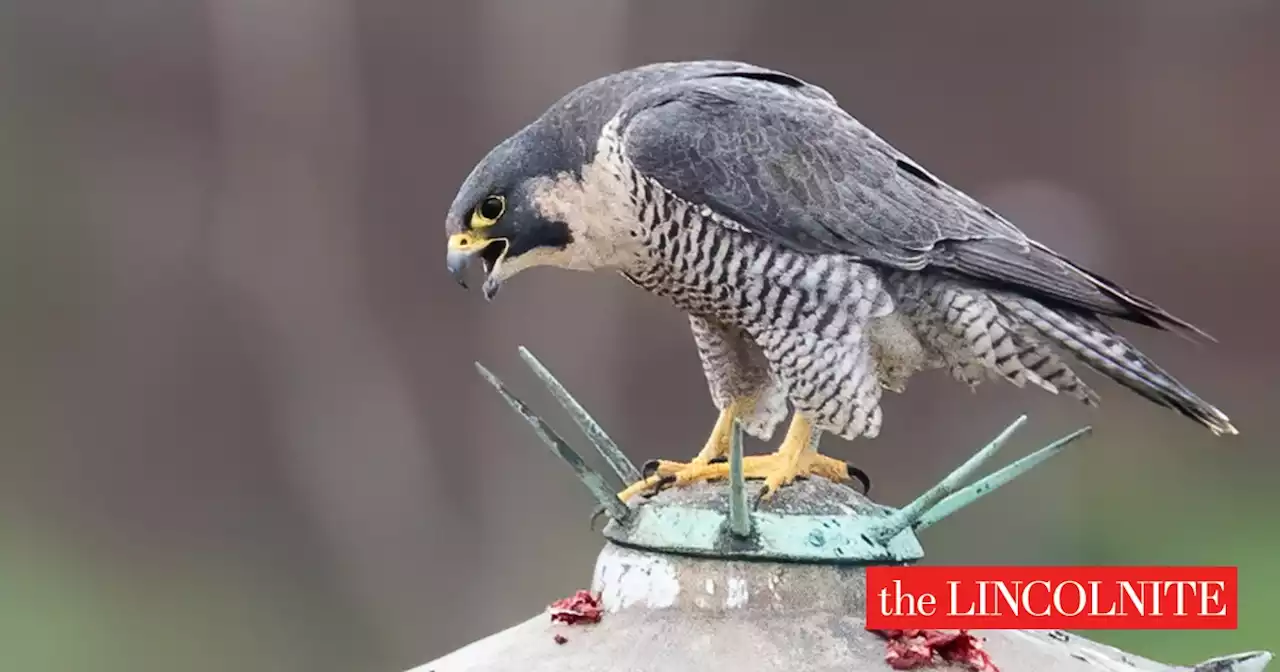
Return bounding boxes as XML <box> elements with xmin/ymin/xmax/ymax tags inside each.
<box><xmin>411</xmin><ymin>348</ymin><xmax>1271</xmax><ymax>672</ymax></box>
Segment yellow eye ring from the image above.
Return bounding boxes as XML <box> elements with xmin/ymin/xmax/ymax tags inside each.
<box><xmin>470</xmin><ymin>195</ymin><xmax>505</xmax><ymax>228</ymax></box>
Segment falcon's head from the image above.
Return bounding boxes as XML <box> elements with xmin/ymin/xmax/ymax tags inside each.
<box><xmin>445</xmin><ymin>62</ymin><xmax>733</xmax><ymax>300</ymax></box>
<box><xmin>444</xmin><ymin>127</ymin><xmax>588</xmax><ymax>301</ymax></box>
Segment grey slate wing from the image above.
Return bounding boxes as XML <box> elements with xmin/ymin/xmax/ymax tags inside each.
<box><xmin>618</xmin><ymin>70</ymin><xmax>1212</xmax><ymax>339</ymax></box>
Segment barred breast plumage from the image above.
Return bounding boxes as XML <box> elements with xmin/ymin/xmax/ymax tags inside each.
<box><xmin>614</xmin><ymin>162</ymin><xmax>902</xmax><ymax>442</ymax></box>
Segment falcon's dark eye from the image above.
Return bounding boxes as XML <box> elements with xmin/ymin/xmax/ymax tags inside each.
<box><xmin>471</xmin><ymin>195</ymin><xmax>506</xmax><ymax>228</ymax></box>
<box><xmin>479</xmin><ymin>196</ymin><xmax>504</xmax><ymax>219</ymax></box>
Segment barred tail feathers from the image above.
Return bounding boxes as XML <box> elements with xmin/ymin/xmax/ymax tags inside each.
<box><xmin>992</xmin><ymin>294</ymin><xmax>1237</xmax><ymax>436</ymax></box>
<box><xmin>893</xmin><ymin>275</ymin><xmax>1100</xmax><ymax>405</ymax></box>
<box><xmin>1001</xmin><ymin>322</ymin><xmax>1101</xmax><ymax>407</ymax></box>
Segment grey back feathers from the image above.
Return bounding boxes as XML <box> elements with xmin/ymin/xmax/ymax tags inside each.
<box><xmin>615</xmin><ymin>65</ymin><xmax>1213</xmax><ymax>339</ymax></box>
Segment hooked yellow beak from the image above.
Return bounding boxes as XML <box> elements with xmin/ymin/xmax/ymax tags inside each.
<box><xmin>446</xmin><ymin>232</ymin><xmax>488</xmax><ymax>287</ymax></box>
<box><xmin>446</xmin><ymin>232</ymin><xmax>508</xmax><ymax>298</ymax></box>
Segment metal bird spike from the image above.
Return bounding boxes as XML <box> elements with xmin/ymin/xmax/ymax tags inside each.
<box><xmin>871</xmin><ymin>416</ymin><xmax>1092</xmax><ymax>544</ymax></box>
<box><xmin>1187</xmin><ymin>651</ymin><xmax>1273</xmax><ymax>672</ymax></box>
<box><xmin>913</xmin><ymin>425</ymin><xmax>1093</xmax><ymax>531</ymax></box>
<box><xmin>727</xmin><ymin>419</ymin><xmax>753</xmax><ymax>537</ymax></box>
<box><xmin>870</xmin><ymin>415</ymin><xmax>1028</xmax><ymax>543</ymax></box>
<box><xmin>473</xmin><ymin>361</ymin><xmax>630</xmax><ymax>523</ymax></box>
<box><xmin>516</xmin><ymin>346</ymin><xmax>640</xmax><ymax>485</ymax></box>
<box><xmin>479</xmin><ymin>347</ymin><xmax>1093</xmax><ymax>550</ymax></box>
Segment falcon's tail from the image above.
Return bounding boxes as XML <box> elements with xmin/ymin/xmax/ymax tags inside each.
<box><xmin>993</xmin><ymin>294</ymin><xmax>1237</xmax><ymax>436</ymax></box>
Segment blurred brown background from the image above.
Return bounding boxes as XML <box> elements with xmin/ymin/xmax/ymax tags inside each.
<box><xmin>1</xmin><ymin>1</ymin><xmax>1277</xmax><ymax>670</ymax></box>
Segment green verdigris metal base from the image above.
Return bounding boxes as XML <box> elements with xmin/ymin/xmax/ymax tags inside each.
<box><xmin>608</xmin><ymin>479</ymin><xmax>926</xmax><ymax>563</ymax></box>
<box><xmin>476</xmin><ymin>346</ymin><xmax>1091</xmax><ymax>564</ymax></box>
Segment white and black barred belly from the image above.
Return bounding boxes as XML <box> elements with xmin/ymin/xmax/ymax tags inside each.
<box><xmin>621</xmin><ymin>195</ymin><xmax>897</xmax><ymax>440</ymax></box>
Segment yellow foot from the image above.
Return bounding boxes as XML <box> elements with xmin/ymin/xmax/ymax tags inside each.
<box><xmin>616</xmin><ymin>411</ymin><xmax>870</xmax><ymax>503</ymax></box>
<box><xmin>753</xmin><ymin>412</ymin><xmax>867</xmax><ymax>502</ymax></box>
<box><xmin>617</xmin><ymin>400</ymin><xmax>742</xmax><ymax>502</ymax></box>
<box><xmin>616</xmin><ymin>456</ymin><xmax>736</xmax><ymax>502</ymax></box>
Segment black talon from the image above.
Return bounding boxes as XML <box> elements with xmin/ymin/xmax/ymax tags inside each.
<box><xmin>641</xmin><ymin>459</ymin><xmax>661</xmax><ymax>479</ymax></box>
<box><xmin>647</xmin><ymin>474</ymin><xmax>677</xmax><ymax>497</ymax></box>
<box><xmin>751</xmin><ymin>484</ymin><xmax>769</xmax><ymax>510</ymax></box>
<box><xmin>708</xmin><ymin>456</ymin><xmax>728</xmax><ymax>464</ymax></box>
<box><xmin>846</xmin><ymin>464</ymin><xmax>872</xmax><ymax>495</ymax></box>
<box><xmin>589</xmin><ymin>505</ymin><xmax>609</xmax><ymax>531</ymax></box>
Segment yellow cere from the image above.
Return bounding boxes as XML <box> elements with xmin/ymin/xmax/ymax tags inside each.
<box><xmin>448</xmin><ymin>232</ymin><xmax>488</xmax><ymax>252</ymax></box>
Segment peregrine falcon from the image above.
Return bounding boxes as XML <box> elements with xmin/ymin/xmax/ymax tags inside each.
<box><xmin>444</xmin><ymin>60</ymin><xmax>1236</xmax><ymax>502</ymax></box>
